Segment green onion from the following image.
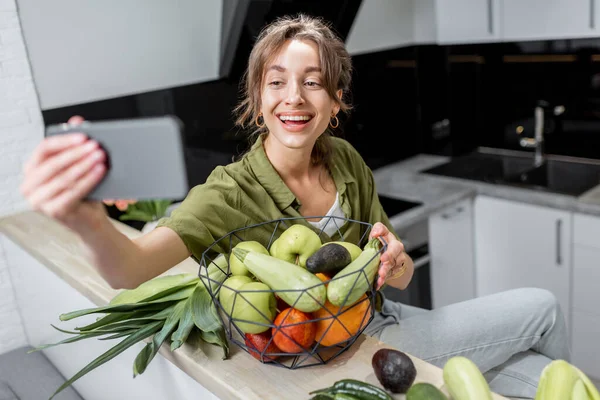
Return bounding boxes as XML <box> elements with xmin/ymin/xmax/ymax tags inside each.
<box><xmin>32</xmin><ymin>271</ymin><xmax>229</xmax><ymax>399</ymax></box>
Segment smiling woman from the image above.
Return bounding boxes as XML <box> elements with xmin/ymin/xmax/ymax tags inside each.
<box><xmin>20</xmin><ymin>13</ymin><xmax>570</xmax><ymax>400</ymax></box>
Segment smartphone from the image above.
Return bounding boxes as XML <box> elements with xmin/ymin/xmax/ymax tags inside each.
<box><xmin>45</xmin><ymin>116</ymin><xmax>189</xmax><ymax>201</ymax></box>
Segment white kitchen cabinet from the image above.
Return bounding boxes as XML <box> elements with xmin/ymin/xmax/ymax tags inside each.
<box><xmin>502</xmin><ymin>0</ymin><xmax>600</xmax><ymax>41</ymax></box>
<box><xmin>346</xmin><ymin>0</ymin><xmax>416</xmax><ymax>55</ymax></box>
<box><xmin>435</xmin><ymin>0</ymin><xmax>502</xmax><ymax>44</ymax></box>
<box><xmin>428</xmin><ymin>198</ymin><xmax>476</xmax><ymax>308</ymax></box>
<box><xmin>571</xmin><ymin>213</ymin><xmax>600</xmax><ymax>381</ymax></box>
<box><xmin>473</xmin><ymin>196</ymin><xmax>572</xmax><ymax>328</ymax></box>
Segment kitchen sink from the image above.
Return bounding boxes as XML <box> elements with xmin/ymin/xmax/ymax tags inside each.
<box><xmin>421</xmin><ymin>149</ymin><xmax>534</xmax><ymax>184</ymax></box>
<box><xmin>503</xmin><ymin>159</ymin><xmax>600</xmax><ymax>196</ymax></box>
<box><xmin>422</xmin><ymin>148</ymin><xmax>600</xmax><ymax>196</ymax></box>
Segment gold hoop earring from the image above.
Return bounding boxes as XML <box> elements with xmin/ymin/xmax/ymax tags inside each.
<box><xmin>255</xmin><ymin>113</ymin><xmax>265</xmax><ymax>128</ymax></box>
<box><xmin>329</xmin><ymin>114</ymin><xmax>339</xmax><ymax>129</ymax></box>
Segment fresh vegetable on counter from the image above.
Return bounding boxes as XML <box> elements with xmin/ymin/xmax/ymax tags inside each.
<box><xmin>406</xmin><ymin>382</ymin><xmax>448</xmax><ymax>400</ymax></box>
<box><xmin>371</xmin><ymin>348</ymin><xmax>417</xmax><ymax>394</ymax></box>
<box><xmin>442</xmin><ymin>356</ymin><xmax>493</xmax><ymax>400</ymax></box>
<box><xmin>30</xmin><ymin>255</ymin><xmax>230</xmax><ymax>400</ymax></box>
<box><xmin>309</xmin><ymin>379</ymin><xmax>393</xmax><ymax>400</ymax></box>
<box><xmin>534</xmin><ymin>359</ymin><xmax>600</xmax><ymax>400</ymax></box>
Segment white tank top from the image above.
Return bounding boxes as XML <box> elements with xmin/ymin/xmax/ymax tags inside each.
<box><xmin>308</xmin><ymin>192</ymin><xmax>346</xmax><ymax>237</ymax></box>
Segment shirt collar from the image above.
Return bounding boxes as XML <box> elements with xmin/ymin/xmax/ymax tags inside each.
<box><xmin>246</xmin><ymin>135</ymin><xmax>356</xmax><ymax>211</ymax></box>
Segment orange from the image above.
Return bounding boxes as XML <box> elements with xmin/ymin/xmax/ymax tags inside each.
<box><xmin>314</xmin><ymin>293</ymin><xmax>372</xmax><ymax>347</ymax></box>
<box><xmin>272</xmin><ymin>308</ymin><xmax>316</xmax><ymax>353</ymax></box>
<box><xmin>315</xmin><ymin>273</ymin><xmax>331</xmax><ymax>283</ymax></box>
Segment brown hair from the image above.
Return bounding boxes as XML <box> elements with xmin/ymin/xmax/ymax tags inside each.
<box><xmin>233</xmin><ymin>14</ymin><xmax>353</xmax><ymax>166</ymax></box>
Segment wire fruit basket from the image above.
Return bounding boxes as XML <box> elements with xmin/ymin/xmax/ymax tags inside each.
<box><xmin>197</xmin><ymin>216</ymin><xmax>386</xmax><ymax>369</ymax></box>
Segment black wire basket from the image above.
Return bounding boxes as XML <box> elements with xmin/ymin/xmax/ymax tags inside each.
<box><xmin>197</xmin><ymin>216</ymin><xmax>386</xmax><ymax>369</ymax></box>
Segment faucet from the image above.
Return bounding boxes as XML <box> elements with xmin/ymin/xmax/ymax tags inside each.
<box><xmin>519</xmin><ymin>100</ymin><xmax>565</xmax><ymax>167</ymax></box>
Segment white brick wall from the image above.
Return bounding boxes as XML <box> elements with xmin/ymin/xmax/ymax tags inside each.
<box><xmin>0</xmin><ymin>0</ymin><xmax>44</xmax><ymax>353</ymax></box>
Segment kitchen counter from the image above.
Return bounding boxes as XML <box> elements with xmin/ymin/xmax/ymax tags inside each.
<box><xmin>373</xmin><ymin>153</ymin><xmax>600</xmax><ymax>229</ymax></box>
<box><xmin>0</xmin><ymin>211</ymin><xmax>506</xmax><ymax>400</ymax></box>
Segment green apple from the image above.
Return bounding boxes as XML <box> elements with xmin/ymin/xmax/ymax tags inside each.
<box><xmin>324</xmin><ymin>241</ymin><xmax>363</xmax><ymax>262</ymax></box>
<box><xmin>269</xmin><ymin>238</ymin><xmax>281</xmax><ymax>257</ymax></box>
<box><xmin>270</xmin><ymin>224</ymin><xmax>322</xmax><ymax>268</ymax></box>
<box><xmin>231</xmin><ymin>282</ymin><xmax>277</xmax><ymax>334</ymax></box>
<box><xmin>230</xmin><ymin>241</ymin><xmax>269</xmax><ymax>277</ymax></box>
<box><xmin>219</xmin><ymin>275</ymin><xmax>253</xmax><ymax>315</ymax></box>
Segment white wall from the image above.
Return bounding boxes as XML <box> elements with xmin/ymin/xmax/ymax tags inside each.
<box><xmin>16</xmin><ymin>0</ymin><xmax>222</xmax><ymax>110</ymax></box>
<box><xmin>0</xmin><ymin>0</ymin><xmax>42</xmax><ymax>354</ymax></box>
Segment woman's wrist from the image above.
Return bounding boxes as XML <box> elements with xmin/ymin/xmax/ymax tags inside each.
<box><xmin>385</xmin><ymin>254</ymin><xmax>414</xmax><ymax>290</ymax></box>
<box><xmin>66</xmin><ymin>204</ymin><xmax>109</xmax><ymax>237</ymax></box>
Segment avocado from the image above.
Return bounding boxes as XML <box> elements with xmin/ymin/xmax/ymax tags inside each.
<box><xmin>372</xmin><ymin>348</ymin><xmax>417</xmax><ymax>394</ymax></box>
<box><xmin>305</xmin><ymin>243</ymin><xmax>352</xmax><ymax>274</ymax></box>
<box><xmin>326</xmin><ymin>241</ymin><xmax>363</xmax><ymax>261</ymax></box>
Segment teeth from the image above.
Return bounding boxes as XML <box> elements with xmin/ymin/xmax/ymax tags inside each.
<box><xmin>279</xmin><ymin>115</ymin><xmax>311</xmax><ymax>121</ymax></box>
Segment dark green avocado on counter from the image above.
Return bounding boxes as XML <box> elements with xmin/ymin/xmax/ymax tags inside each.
<box><xmin>372</xmin><ymin>348</ymin><xmax>417</xmax><ymax>394</ymax></box>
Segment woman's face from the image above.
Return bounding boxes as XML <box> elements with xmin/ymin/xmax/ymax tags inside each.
<box><xmin>260</xmin><ymin>39</ymin><xmax>341</xmax><ymax>151</ymax></box>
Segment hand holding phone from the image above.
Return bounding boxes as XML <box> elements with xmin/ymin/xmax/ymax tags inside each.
<box><xmin>45</xmin><ymin>116</ymin><xmax>189</xmax><ymax>201</ymax></box>
<box><xmin>21</xmin><ymin>115</ymin><xmax>189</xmax><ymax>230</ymax></box>
<box><xmin>20</xmin><ymin>115</ymin><xmax>108</xmax><ymax>226</ymax></box>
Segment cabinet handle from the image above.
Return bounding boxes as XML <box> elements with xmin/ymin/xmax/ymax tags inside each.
<box><xmin>591</xmin><ymin>0</ymin><xmax>596</xmax><ymax>29</ymax></box>
<box><xmin>413</xmin><ymin>254</ymin><xmax>430</xmax><ymax>270</ymax></box>
<box><xmin>487</xmin><ymin>0</ymin><xmax>494</xmax><ymax>34</ymax></box>
<box><xmin>556</xmin><ymin>219</ymin><xmax>562</xmax><ymax>265</ymax></box>
<box><xmin>442</xmin><ymin>206</ymin><xmax>464</xmax><ymax>219</ymax></box>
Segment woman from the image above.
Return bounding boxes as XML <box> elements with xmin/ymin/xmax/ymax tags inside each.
<box><xmin>20</xmin><ymin>14</ymin><xmax>569</xmax><ymax>399</ymax></box>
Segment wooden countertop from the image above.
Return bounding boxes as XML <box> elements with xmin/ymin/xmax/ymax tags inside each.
<box><xmin>0</xmin><ymin>211</ymin><xmax>507</xmax><ymax>400</ymax></box>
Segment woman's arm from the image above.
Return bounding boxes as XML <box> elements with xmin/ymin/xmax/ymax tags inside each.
<box><xmin>77</xmin><ymin>215</ymin><xmax>190</xmax><ymax>289</ymax></box>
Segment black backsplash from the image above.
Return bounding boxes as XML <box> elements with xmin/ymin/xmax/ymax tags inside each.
<box><xmin>42</xmin><ymin>37</ymin><xmax>600</xmax><ymax>185</ymax></box>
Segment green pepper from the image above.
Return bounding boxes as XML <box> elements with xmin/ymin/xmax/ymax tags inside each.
<box><xmin>334</xmin><ymin>393</ymin><xmax>362</xmax><ymax>400</ymax></box>
<box><xmin>309</xmin><ymin>379</ymin><xmax>392</xmax><ymax>400</ymax></box>
<box><xmin>309</xmin><ymin>395</ymin><xmax>334</xmax><ymax>400</ymax></box>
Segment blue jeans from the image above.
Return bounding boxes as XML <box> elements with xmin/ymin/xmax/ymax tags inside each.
<box><xmin>364</xmin><ymin>287</ymin><xmax>571</xmax><ymax>399</ymax></box>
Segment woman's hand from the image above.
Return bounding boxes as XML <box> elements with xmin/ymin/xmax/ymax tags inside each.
<box><xmin>20</xmin><ymin>116</ymin><xmax>108</xmax><ymax>231</ymax></box>
<box><xmin>369</xmin><ymin>222</ymin><xmax>413</xmax><ymax>290</ymax></box>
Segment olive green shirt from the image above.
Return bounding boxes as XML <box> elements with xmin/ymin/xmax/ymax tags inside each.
<box><xmin>156</xmin><ymin>136</ymin><xmax>397</xmax><ymax>262</ymax></box>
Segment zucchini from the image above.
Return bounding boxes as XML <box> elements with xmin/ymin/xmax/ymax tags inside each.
<box><xmin>443</xmin><ymin>356</ymin><xmax>492</xmax><ymax>400</ymax></box>
<box><xmin>232</xmin><ymin>249</ymin><xmax>326</xmax><ymax>312</ymax></box>
<box><xmin>534</xmin><ymin>359</ymin><xmax>581</xmax><ymax>400</ymax></box>
<box><xmin>573</xmin><ymin>365</ymin><xmax>600</xmax><ymax>400</ymax></box>
<box><xmin>406</xmin><ymin>383</ymin><xmax>448</xmax><ymax>400</ymax></box>
<box><xmin>327</xmin><ymin>238</ymin><xmax>381</xmax><ymax>307</ymax></box>
<box><xmin>571</xmin><ymin>379</ymin><xmax>588</xmax><ymax>400</ymax></box>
